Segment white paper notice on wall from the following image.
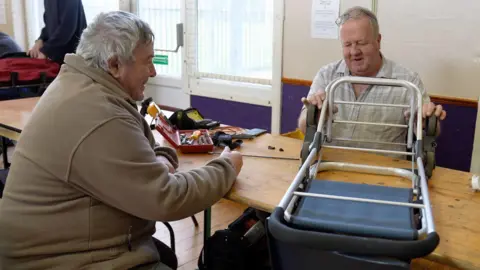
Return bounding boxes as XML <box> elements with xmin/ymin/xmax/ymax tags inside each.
<box><xmin>311</xmin><ymin>0</ymin><xmax>340</xmax><ymax>39</ymax></box>
<box><xmin>0</xmin><ymin>0</ymin><xmax>6</xmax><ymax>25</ymax></box>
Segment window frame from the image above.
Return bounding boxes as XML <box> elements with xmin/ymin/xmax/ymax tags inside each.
<box><xmin>130</xmin><ymin>0</ymin><xmax>184</xmax><ymax>87</ymax></box>
<box><xmin>183</xmin><ymin>0</ymin><xmax>284</xmax><ymax>133</ymax></box>
<box><xmin>184</xmin><ymin>0</ymin><xmax>284</xmax><ymax>108</ymax></box>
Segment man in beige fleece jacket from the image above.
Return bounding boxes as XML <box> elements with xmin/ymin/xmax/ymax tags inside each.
<box><xmin>0</xmin><ymin>11</ymin><xmax>242</xmax><ymax>270</ymax></box>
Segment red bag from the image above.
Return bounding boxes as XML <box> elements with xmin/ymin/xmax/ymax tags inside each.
<box><xmin>0</xmin><ymin>58</ymin><xmax>60</xmax><ymax>83</ymax></box>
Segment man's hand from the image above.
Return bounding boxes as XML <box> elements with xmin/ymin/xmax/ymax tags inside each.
<box><xmin>220</xmin><ymin>146</ymin><xmax>243</xmax><ymax>176</ymax></box>
<box><xmin>27</xmin><ymin>40</ymin><xmax>44</xmax><ymax>59</ymax></box>
<box><xmin>421</xmin><ymin>102</ymin><xmax>447</xmax><ymax>120</ymax></box>
<box><xmin>404</xmin><ymin>102</ymin><xmax>447</xmax><ymax>133</ymax></box>
<box><xmin>301</xmin><ymin>90</ymin><xmax>326</xmax><ymax>110</ymax></box>
<box><xmin>301</xmin><ymin>90</ymin><xmax>339</xmax><ymax>113</ymax></box>
<box><xmin>156</xmin><ymin>155</ymin><xmax>175</xmax><ymax>173</ymax></box>
<box><xmin>298</xmin><ymin>89</ymin><xmax>338</xmax><ymax>134</ymax></box>
<box><xmin>37</xmin><ymin>52</ymin><xmax>47</xmax><ymax>59</ymax></box>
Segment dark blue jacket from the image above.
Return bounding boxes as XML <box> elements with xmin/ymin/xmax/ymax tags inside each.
<box><xmin>0</xmin><ymin>32</ymin><xmax>22</xmax><ymax>58</ymax></box>
<box><xmin>39</xmin><ymin>0</ymin><xmax>87</xmax><ymax>64</ymax></box>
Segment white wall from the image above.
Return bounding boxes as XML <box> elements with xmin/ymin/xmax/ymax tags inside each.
<box><xmin>283</xmin><ymin>0</ymin><xmax>480</xmax><ymax>100</ymax></box>
<box><xmin>0</xmin><ymin>0</ymin><xmax>28</xmax><ymax>50</ymax></box>
<box><xmin>283</xmin><ymin>0</ymin><xmax>372</xmax><ymax>80</ymax></box>
<box><xmin>0</xmin><ymin>0</ymin><xmax>14</xmax><ymax>36</ymax></box>
<box><xmin>144</xmin><ymin>85</ymin><xmax>190</xmax><ymax>109</ymax></box>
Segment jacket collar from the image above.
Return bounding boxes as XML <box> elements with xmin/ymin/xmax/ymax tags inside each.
<box><xmin>63</xmin><ymin>54</ymin><xmax>136</xmax><ymax>106</ymax></box>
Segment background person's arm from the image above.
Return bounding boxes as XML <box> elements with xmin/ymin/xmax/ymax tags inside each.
<box><xmin>27</xmin><ymin>11</ymin><xmax>49</xmax><ymax>58</ymax></box>
<box><xmin>39</xmin><ymin>10</ymin><xmax>49</xmax><ymax>42</ymax></box>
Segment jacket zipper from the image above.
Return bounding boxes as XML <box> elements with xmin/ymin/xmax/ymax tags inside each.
<box><xmin>127</xmin><ymin>225</ymin><xmax>132</xmax><ymax>251</ymax></box>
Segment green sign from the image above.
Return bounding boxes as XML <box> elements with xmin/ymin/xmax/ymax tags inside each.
<box><xmin>153</xmin><ymin>54</ymin><xmax>168</xmax><ymax>65</ymax></box>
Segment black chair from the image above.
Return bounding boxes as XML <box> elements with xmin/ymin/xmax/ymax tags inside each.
<box><xmin>0</xmin><ymin>167</ymin><xmax>7</xmax><ymax>198</ymax></box>
<box><xmin>162</xmin><ymin>216</ymin><xmax>199</xmax><ymax>253</ymax></box>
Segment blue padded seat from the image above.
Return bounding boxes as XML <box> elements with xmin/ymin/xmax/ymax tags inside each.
<box><xmin>290</xmin><ymin>179</ymin><xmax>417</xmax><ymax>240</ymax></box>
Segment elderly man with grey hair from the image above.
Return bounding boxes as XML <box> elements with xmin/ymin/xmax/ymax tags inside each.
<box><xmin>298</xmin><ymin>6</ymin><xmax>447</xmax><ymax>156</ymax></box>
<box><xmin>0</xmin><ymin>11</ymin><xmax>242</xmax><ymax>270</ymax></box>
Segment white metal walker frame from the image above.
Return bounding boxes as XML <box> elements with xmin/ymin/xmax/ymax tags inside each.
<box><xmin>279</xmin><ymin>76</ymin><xmax>438</xmax><ymax>239</ymax></box>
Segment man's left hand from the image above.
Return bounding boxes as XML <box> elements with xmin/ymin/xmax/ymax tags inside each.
<box><xmin>404</xmin><ymin>102</ymin><xmax>447</xmax><ymax>132</ymax></box>
<box><xmin>421</xmin><ymin>102</ymin><xmax>447</xmax><ymax>120</ymax></box>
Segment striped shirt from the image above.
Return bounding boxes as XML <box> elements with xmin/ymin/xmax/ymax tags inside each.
<box><xmin>307</xmin><ymin>56</ymin><xmax>430</xmax><ymax>157</ymax></box>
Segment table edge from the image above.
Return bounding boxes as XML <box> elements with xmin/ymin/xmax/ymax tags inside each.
<box><xmin>0</xmin><ymin>122</ymin><xmax>22</xmax><ymax>134</ymax></box>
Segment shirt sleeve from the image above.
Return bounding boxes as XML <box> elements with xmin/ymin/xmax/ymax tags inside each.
<box><xmin>38</xmin><ymin>11</ymin><xmax>49</xmax><ymax>42</ymax></box>
<box><xmin>301</xmin><ymin>66</ymin><xmax>331</xmax><ymax>112</ymax></box>
<box><xmin>308</xmin><ymin>66</ymin><xmax>330</xmax><ymax>97</ymax></box>
<box><xmin>410</xmin><ymin>73</ymin><xmax>431</xmax><ymax>104</ymax></box>
<box><xmin>68</xmin><ymin>117</ymin><xmax>237</xmax><ymax>222</ymax></box>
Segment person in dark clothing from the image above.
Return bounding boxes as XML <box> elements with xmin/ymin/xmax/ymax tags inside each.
<box><xmin>0</xmin><ymin>32</ymin><xmax>22</xmax><ymax>58</ymax></box>
<box><xmin>0</xmin><ymin>32</ymin><xmax>27</xmax><ymax>101</ymax></box>
<box><xmin>27</xmin><ymin>0</ymin><xmax>87</xmax><ymax>64</ymax></box>
<box><xmin>0</xmin><ymin>32</ymin><xmax>22</xmax><ymax>155</ymax></box>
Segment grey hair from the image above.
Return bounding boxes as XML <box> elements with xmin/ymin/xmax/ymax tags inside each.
<box><xmin>75</xmin><ymin>11</ymin><xmax>154</xmax><ymax>71</ymax></box>
<box><xmin>336</xmin><ymin>6</ymin><xmax>379</xmax><ymax>38</ymax></box>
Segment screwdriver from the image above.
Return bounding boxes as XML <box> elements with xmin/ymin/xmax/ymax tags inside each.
<box><xmin>190</xmin><ymin>130</ymin><xmax>202</xmax><ymax>140</ymax></box>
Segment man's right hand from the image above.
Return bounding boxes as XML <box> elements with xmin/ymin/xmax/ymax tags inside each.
<box><xmin>301</xmin><ymin>90</ymin><xmax>327</xmax><ymax>110</ymax></box>
<box><xmin>301</xmin><ymin>89</ymin><xmax>339</xmax><ymax>113</ymax></box>
<box><xmin>220</xmin><ymin>146</ymin><xmax>243</xmax><ymax>176</ymax></box>
<box><xmin>298</xmin><ymin>89</ymin><xmax>338</xmax><ymax>134</ymax></box>
<box><xmin>27</xmin><ymin>39</ymin><xmax>44</xmax><ymax>59</ymax></box>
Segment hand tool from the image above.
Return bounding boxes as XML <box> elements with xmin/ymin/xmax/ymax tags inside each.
<box><xmin>209</xmin><ymin>152</ymin><xmax>299</xmax><ymax>161</ymax></box>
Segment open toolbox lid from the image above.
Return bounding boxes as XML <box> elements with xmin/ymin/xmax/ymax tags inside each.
<box><xmin>155</xmin><ymin>115</ymin><xmax>181</xmax><ymax>148</ymax></box>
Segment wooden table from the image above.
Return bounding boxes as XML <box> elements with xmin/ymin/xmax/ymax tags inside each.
<box><xmin>2</xmin><ymin>97</ymin><xmax>479</xmax><ymax>269</ymax></box>
<box><xmin>0</xmin><ymin>97</ymin><xmax>37</xmax><ymax>140</ymax></box>
<box><xmin>154</xmin><ymin>131</ymin><xmax>480</xmax><ymax>270</ymax></box>
<box><xmin>0</xmin><ymin>97</ymin><xmax>38</xmax><ymax>168</ymax></box>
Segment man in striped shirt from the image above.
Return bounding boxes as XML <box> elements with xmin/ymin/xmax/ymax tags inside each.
<box><xmin>298</xmin><ymin>6</ymin><xmax>446</xmax><ymax>156</ymax></box>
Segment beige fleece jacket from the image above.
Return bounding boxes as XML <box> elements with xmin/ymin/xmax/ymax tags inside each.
<box><xmin>0</xmin><ymin>54</ymin><xmax>237</xmax><ymax>269</ymax></box>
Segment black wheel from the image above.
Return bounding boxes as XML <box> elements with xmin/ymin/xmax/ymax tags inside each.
<box><xmin>301</xmin><ymin>141</ymin><xmax>310</xmax><ymax>164</ymax></box>
<box><xmin>425</xmin><ymin>115</ymin><xmax>437</xmax><ymax>137</ymax></box>
<box><xmin>306</xmin><ymin>104</ymin><xmax>319</xmax><ymax>127</ymax></box>
<box><xmin>425</xmin><ymin>151</ymin><xmax>435</xmax><ymax>179</ymax></box>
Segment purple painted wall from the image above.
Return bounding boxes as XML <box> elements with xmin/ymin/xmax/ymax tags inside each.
<box><xmin>281</xmin><ymin>84</ymin><xmax>309</xmax><ymax>134</ymax></box>
<box><xmin>191</xmin><ymin>95</ymin><xmax>272</xmax><ymax>132</ymax></box>
<box><xmin>434</xmin><ymin>104</ymin><xmax>477</xmax><ymax>172</ymax></box>
<box><xmin>190</xmin><ymin>86</ymin><xmax>477</xmax><ymax>172</ymax></box>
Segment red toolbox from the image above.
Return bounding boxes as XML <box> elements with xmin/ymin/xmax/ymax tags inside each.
<box><xmin>155</xmin><ymin>114</ymin><xmax>214</xmax><ymax>153</ymax></box>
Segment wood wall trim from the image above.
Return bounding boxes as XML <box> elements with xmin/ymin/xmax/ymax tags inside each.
<box><xmin>282</xmin><ymin>77</ymin><xmax>313</xmax><ymax>87</ymax></box>
<box><xmin>157</xmin><ymin>104</ymin><xmax>182</xmax><ymax>112</ymax></box>
<box><xmin>429</xmin><ymin>95</ymin><xmax>478</xmax><ymax>108</ymax></box>
<box><xmin>282</xmin><ymin>77</ymin><xmax>478</xmax><ymax>108</ymax></box>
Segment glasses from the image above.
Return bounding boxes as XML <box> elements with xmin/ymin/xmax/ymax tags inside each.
<box><xmin>335</xmin><ymin>10</ymin><xmax>377</xmax><ymax>26</ymax></box>
<box><xmin>335</xmin><ymin>14</ymin><xmax>349</xmax><ymax>26</ymax></box>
